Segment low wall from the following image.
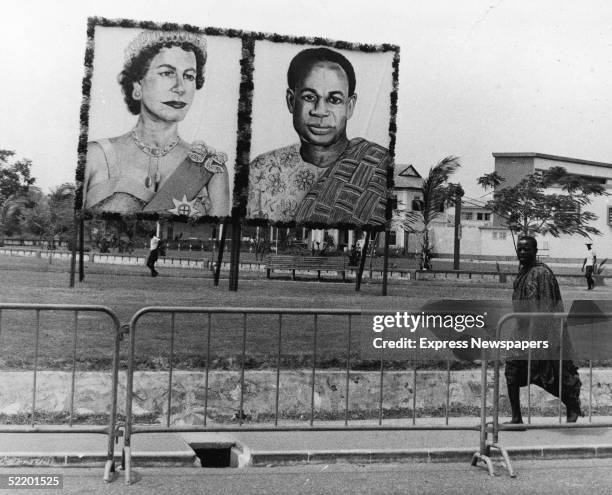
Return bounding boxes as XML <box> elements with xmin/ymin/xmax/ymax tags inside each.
<box><xmin>1</xmin><ymin>369</ymin><xmax>610</xmax><ymax>423</ymax></box>
<box><xmin>0</xmin><ymin>248</ymin><xmax>607</xmax><ymax>285</ymax></box>
<box><xmin>415</xmin><ymin>270</ymin><xmax>606</xmax><ymax>286</ymax></box>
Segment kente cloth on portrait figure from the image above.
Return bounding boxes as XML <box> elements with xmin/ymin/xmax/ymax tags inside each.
<box><xmin>505</xmin><ymin>262</ymin><xmax>581</xmax><ymax>406</ymax></box>
<box><xmin>294</xmin><ymin>138</ymin><xmax>390</xmax><ymax>226</ymax></box>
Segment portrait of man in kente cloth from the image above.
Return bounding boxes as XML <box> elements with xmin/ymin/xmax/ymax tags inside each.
<box><xmin>247</xmin><ymin>44</ymin><xmax>395</xmax><ymax>226</ymax></box>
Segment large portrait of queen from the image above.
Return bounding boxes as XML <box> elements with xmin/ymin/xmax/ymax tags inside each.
<box><xmin>246</xmin><ymin>41</ymin><xmax>397</xmax><ymax>227</ymax></box>
<box><xmin>80</xmin><ymin>22</ymin><xmax>242</xmax><ymax>219</ymax></box>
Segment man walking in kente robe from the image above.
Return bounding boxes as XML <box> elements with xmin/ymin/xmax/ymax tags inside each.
<box><xmin>505</xmin><ymin>235</ymin><xmax>582</xmax><ymax>424</ymax></box>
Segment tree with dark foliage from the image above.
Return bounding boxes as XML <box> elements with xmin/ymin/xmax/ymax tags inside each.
<box><xmin>478</xmin><ymin>167</ymin><xmax>607</xmax><ymax>248</ymax></box>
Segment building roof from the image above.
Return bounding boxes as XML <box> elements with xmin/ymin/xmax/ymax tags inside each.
<box><xmin>492</xmin><ymin>152</ymin><xmax>612</xmax><ymax>169</ymax></box>
<box><xmin>394</xmin><ymin>164</ymin><xmax>422</xmax><ymax>189</ymax></box>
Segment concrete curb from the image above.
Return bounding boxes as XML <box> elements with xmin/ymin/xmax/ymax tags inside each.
<box><xmin>0</xmin><ymin>452</ymin><xmax>198</xmax><ymax>468</ymax></box>
<box><xmin>247</xmin><ymin>444</ymin><xmax>612</xmax><ymax>466</ymax></box>
<box><xmin>4</xmin><ymin>443</ymin><xmax>612</xmax><ymax>467</ymax></box>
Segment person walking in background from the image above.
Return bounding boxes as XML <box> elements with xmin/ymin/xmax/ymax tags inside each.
<box><xmin>581</xmin><ymin>242</ymin><xmax>597</xmax><ymax>290</ymax></box>
<box><xmin>147</xmin><ymin>232</ymin><xmax>161</xmax><ymax>277</ymax></box>
<box><xmin>505</xmin><ymin>235</ymin><xmax>582</xmax><ymax>425</ymax></box>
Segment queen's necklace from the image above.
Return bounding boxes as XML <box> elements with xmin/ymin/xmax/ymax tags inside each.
<box><xmin>131</xmin><ymin>129</ymin><xmax>179</xmax><ymax>191</ymax></box>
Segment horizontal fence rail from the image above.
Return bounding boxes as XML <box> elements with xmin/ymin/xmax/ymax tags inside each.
<box><xmin>0</xmin><ymin>304</ymin><xmax>124</xmax><ymax>482</ymax></box>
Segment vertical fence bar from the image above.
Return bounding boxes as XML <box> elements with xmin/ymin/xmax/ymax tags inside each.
<box><xmin>166</xmin><ymin>313</ymin><xmax>176</xmax><ymax>428</ymax></box>
<box><xmin>445</xmin><ymin>360</ymin><xmax>451</xmax><ymax>425</ymax></box>
<box><xmin>345</xmin><ymin>315</ymin><xmax>352</xmax><ymax>427</ymax></box>
<box><xmin>412</xmin><ymin>367</ymin><xmax>417</xmax><ymax>425</ymax></box>
<box><xmin>31</xmin><ymin>310</ymin><xmax>41</xmax><ymax>427</ymax></box>
<box><xmin>479</xmin><ymin>351</ymin><xmax>488</xmax><ymax>455</ymax></box>
<box><xmin>105</xmin><ymin>311</ymin><xmax>123</xmax><ymax>481</ymax></box>
<box><xmin>558</xmin><ymin>318</ymin><xmax>563</xmax><ymax>423</ymax></box>
<box><xmin>311</xmin><ymin>315</ymin><xmax>317</xmax><ymax>426</ymax></box>
<box><xmin>274</xmin><ymin>314</ymin><xmax>282</xmax><ymax>427</ymax></box>
<box><xmin>239</xmin><ymin>313</ymin><xmax>247</xmax><ymax>426</ymax></box>
<box><xmin>589</xmin><ymin>360</ymin><xmax>593</xmax><ymax>422</ymax></box>
<box><xmin>69</xmin><ymin>311</ymin><xmax>79</xmax><ymax>427</ymax></box>
<box><xmin>378</xmin><ymin>351</ymin><xmax>384</xmax><ymax>426</ymax></box>
<box><xmin>527</xmin><ymin>319</ymin><xmax>532</xmax><ymax>424</ymax></box>
<box><xmin>124</xmin><ymin>315</ymin><xmax>138</xmax><ymax>479</ymax></box>
<box><xmin>204</xmin><ymin>313</ymin><xmax>211</xmax><ymax>427</ymax></box>
<box><xmin>105</xmin><ymin>312</ymin><xmax>123</xmax><ymax>481</ymax></box>
<box><xmin>492</xmin><ymin>345</ymin><xmax>503</xmax><ymax>444</ymax></box>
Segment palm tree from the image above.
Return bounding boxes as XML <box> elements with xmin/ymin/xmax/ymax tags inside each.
<box><xmin>394</xmin><ymin>156</ymin><xmax>460</xmax><ymax>269</ymax></box>
<box><xmin>19</xmin><ymin>183</ymin><xmax>76</xmax><ymax>248</ymax></box>
<box><xmin>0</xmin><ymin>187</ymin><xmax>40</xmax><ymax>245</ymax></box>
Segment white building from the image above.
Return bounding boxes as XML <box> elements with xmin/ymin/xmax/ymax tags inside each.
<box><xmin>390</xmin><ymin>164</ymin><xmax>424</xmax><ymax>254</ymax></box>
<box><xmin>426</xmin><ymin>153</ymin><xmax>612</xmax><ymax>260</ymax></box>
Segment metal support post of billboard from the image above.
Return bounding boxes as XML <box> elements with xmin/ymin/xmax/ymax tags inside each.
<box><xmin>69</xmin><ymin>210</ymin><xmax>78</xmax><ymax>288</ymax></box>
<box><xmin>214</xmin><ymin>219</ymin><xmax>228</xmax><ymax>286</ymax></box>
<box><xmin>78</xmin><ymin>213</ymin><xmax>85</xmax><ymax>282</ymax></box>
<box><xmin>228</xmin><ymin>217</ymin><xmax>242</xmax><ymax>291</ymax></box>
<box><xmin>382</xmin><ymin>229</ymin><xmax>390</xmax><ymax>296</ymax></box>
<box><xmin>355</xmin><ymin>231</ymin><xmax>370</xmax><ymax>291</ymax></box>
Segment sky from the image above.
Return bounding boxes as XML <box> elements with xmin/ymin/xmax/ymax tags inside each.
<box><xmin>1</xmin><ymin>0</ymin><xmax>612</xmax><ymax>200</ymax></box>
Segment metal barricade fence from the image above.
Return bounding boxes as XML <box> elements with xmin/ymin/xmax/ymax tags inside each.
<box><xmin>475</xmin><ymin>311</ymin><xmax>612</xmax><ymax>477</ymax></box>
<box><xmin>123</xmin><ymin>307</ymin><xmax>486</xmax><ymax>485</ymax></box>
<box><xmin>0</xmin><ymin>304</ymin><xmax>124</xmax><ymax>482</ymax></box>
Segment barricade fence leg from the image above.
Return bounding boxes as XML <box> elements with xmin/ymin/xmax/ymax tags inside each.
<box><xmin>471</xmin><ymin>354</ymin><xmax>494</xmax><ymax>476</ymax></box>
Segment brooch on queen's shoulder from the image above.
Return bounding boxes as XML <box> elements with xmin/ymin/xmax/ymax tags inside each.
<box><xmin>188</xmin><ymin>141</ymin><xmax>227</xmax><ymax>174</ymax></box>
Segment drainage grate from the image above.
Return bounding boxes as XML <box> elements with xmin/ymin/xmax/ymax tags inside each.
<box><xmin>192</xmin><ymin>446</ymin><xmax>232</xmax><ymax>468</ymax></box>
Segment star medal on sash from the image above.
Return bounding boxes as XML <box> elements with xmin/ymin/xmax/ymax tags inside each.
<box><xmin>168</xmin><ymin>195</ymin><xmax>201</xmax><ymax>218</ymax></box>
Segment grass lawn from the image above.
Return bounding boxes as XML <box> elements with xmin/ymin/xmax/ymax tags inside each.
<box><xmin>0</xmin><ymin>254</ymin><xmax>609</xmax><ymax>371</ymax></box>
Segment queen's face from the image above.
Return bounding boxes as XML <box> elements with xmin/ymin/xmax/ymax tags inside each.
<box><xmin>134</xmin><ymin>46</ymin><xmax>198</xmax><ymax>123</ymax></box>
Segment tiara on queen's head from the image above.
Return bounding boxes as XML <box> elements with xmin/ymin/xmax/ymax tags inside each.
<box><xmin>124</xmin><ymin>30</ymin><xmax>207</xmax><ymax>64</ymax></box>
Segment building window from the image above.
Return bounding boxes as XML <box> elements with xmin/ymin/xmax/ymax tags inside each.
<box><xmin>412</xmin><ymin>197</ymin><xmax>423</xmax><ymax>211</ymax></box>
<box><xmin>388</xmin><ymin>231</ymin><xmax>397</xmax><ymax>245</ymax></box>
<box><xmin>390</xmin><ymin>195</ymin><xmax>398</xmax><ymax>210</ymax></box>
<box><xmin>608</xmin><ymin>207</ymin><xmax>612</xmax><ymax>226</ymax></box>
<box><xmin>492</xmin><ymin>231</ymin><xmax>507</xmax><ymax>240</ymax></box>
<box><xmin>462</xmin><ymin>212</ymin><xmax>473</xmax><ymax>220</ymax></box>
<box><xmin>560</xmin><ymin>203</ymin><xmax>580</xmax><ymax>215</ymax></box>
<box><xmin>476</xmin><ymin>212</ymin><xmax>490</xmax><ymax>221</ymax></box>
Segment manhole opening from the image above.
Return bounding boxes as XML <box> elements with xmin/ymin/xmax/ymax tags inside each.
<box><xmin>192</xmin><ymin>447</ymin><xmax>232</xmax><ymax>468</ymax></box>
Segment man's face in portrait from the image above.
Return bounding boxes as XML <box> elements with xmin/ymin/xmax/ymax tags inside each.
<box><xmin>286</xmin><ymin>61</ymin><xmax>357</xmax><ymax>147</ymax></box>
<box><xmin>516</xmin><ymin>238</ymin><xmax>537</xmax><ymax>266</ymax></box>
<box><xmin>134</xmin><ymin>46</ymin><xmax>198</xmax><ymax>123</ymax></box>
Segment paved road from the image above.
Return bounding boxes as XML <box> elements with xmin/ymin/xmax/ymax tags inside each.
<box><xmin>1</xmin><ymin>459</ymin><xmax>610</xmax><ymax>495</ymax></box>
